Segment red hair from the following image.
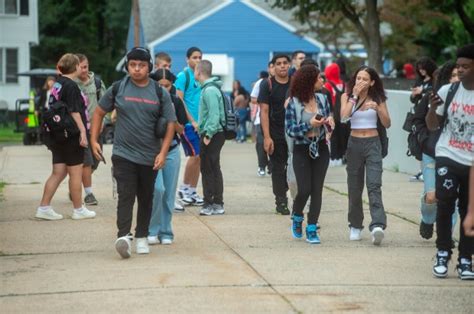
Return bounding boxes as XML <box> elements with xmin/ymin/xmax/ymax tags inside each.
<box><xmin>289</xmin><ymin>65</ymin><xmax>320</xmax><ymax>103</ymax></box>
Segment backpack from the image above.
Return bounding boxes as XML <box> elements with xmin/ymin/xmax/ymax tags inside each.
<box><xmin>41</xmin><ymin>83</ymin><xmax>80</xmax><ymax>144</ymax></box>
<box><xmin>94</xmin><ymin>76</ymin><xmax>102</xmax><ymax>101</ymax></box>
<box><xmin>111</xmin><ymin>79</ymin><xmax>168</xmax><ymax>138</ymax></box>
<box><xmin>405</xmin><ymin>82</ymin><xmax>460</xmax><ymax>160</ymax></box>
<box><xmin>203</xmin><ymin>82</ymin><xmax>237</xmax><ymax>140</ymax></box>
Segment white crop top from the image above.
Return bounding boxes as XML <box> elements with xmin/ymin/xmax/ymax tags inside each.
<box><xmin>351</xmin><ymin>109</ymin><xmax>377</xmax><ymax>129</ymax></box>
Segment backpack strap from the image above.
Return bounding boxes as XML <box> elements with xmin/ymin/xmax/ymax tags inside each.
<box><xmin>184</xmin><ymin>69</ymin><xmax>190</xmax><ymax>93</ymax></box>
<box><xmin>440</xmin><ymin>81</ymin><xmax>460</xmax><ymax>129</ymax></box>
<box><xmin>94</xmin><ymin>77</ymin><xmax>102</xmax><ymax>101</ymax></box>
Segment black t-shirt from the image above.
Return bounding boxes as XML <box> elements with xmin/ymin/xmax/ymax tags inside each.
<box><xmin>257</xmin><ymin>77</ymin><xmax>290</xmax><ymax>141</ymax></box>
<box><xmin>49</xmin><ymin>76</ymin><xmax>88</xmax><ymax>131</ymax></box>
<box><xmin>171</xmin><ymin>93</ymin><xmax>188</xmax><ymax>142</ymax></box>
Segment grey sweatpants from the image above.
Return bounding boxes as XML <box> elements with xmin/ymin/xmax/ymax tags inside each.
<box><xmin>346</xmin><ymin>136</ymin><xmax>386</xmax><ymax>231</ymax></box>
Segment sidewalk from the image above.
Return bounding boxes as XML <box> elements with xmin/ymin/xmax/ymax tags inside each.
<box><xmin>1</xmin><ymin>143</ymin><xmax>473</xmax><ymax>312</ymax></box>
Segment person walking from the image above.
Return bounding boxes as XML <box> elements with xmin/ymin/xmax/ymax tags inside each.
<box><xmin>35</xmin><ymin>53</ymin><xmax>95</xmax><ymax>221</ymax></box>
<box><xmin>195</xmin><ymin>60</ymin><xmax>227</xmax><ymax>216</ymax></box>
<box><xmin>340</xmin><ymin>66</ymin><xmax>391</xmax><ymax>245</ymax></box>
<box><xmin>286</xmin><ymin>65</ymin><xmax>334</xmax><ymax>244</ymax></box>
<box><xmin>426</xmin><ymin>44</ymin><xmax>474</xmax><ymax>280</ymax></box>
<box><xmin>90</xmin><ymin>47</ymin><xmax>176</xmax><ymax>259</ymax></box>
<box><xmin>148</xmin><ymin>69</ymin><xmax>188</xmax><ymax>245</ymax></box>
<box><xmin>250</xmin><ymin>67</ymin><xmax>272</xmax><ymax>176</ymax></box>
<box><xmin>412</xmin><ymin>61</ymin><xmax>459</xmax><ymax>239</ymax></box>
<box><xmin>258</xmin><ymin>54</ymin><xmax>291</xmax><ymax>215</ymax></box>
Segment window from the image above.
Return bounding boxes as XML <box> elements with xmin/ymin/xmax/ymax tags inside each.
<box><xmin>0</xmin><ymin>0</ymin><xmax>19</xmax><ymax>15</ymax></box>
<box><xmin>20</xmin><ymin>0</ymin><xmax>28</xmax><ymax>15</ymax></box>
<box><xmin>0</xmin><ymin>48</ymin><xmax>19</xmax><ymax>84</ymax></box>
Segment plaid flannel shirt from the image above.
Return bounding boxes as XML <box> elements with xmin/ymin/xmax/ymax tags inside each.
<box><xmin>285</xmin><ymin>93</ymin><xmax>331</xmax><ymax>145</ymax></box>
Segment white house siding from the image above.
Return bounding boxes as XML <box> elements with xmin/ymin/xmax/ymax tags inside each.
<box><xmin>0</xmin><ymin>0</ymin><xmax>38</xmax><ymax>111</ymax></box>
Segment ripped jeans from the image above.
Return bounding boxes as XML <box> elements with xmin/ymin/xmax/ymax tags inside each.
<box><xmin>420</xmin><ymin>153</ymin><xmax>457</xmax><ymax>227</ymax></box>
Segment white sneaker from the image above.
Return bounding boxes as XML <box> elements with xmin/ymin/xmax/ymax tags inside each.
<box><xmin>35</xmin><ymin>207</ymin><xmax>63</xmax><ymax>220</ymax></box>
<box><xmin>72</xmin><ymin>206</ymin><xmax>96</xmax><ymax>220</ymax></box>
<box><xmin>115</xmin><ymin>236</ymin><xmax>132</xmax><ymax>259</ymax></box>
<box><xmin>349</xmin><ymin>227</ymin><xmax>362</xmax><ymax>241</ymax></box>
<box><xmin>161</xmin><ymin>238</ymin><xmax>173</xmax><ymax>245</ymax></box>
<box><xmin>136</xmin><ymin>237</ymin><xmax>150</xmax><ymax>254</ymax></box>
<box><xmin>147</xmin><ymin>235</ymin><xmax>160</xmax><ymax>245</ymax></box>
<box><xmin>212</xmin><ymin>204</ymin><xmax>225</xmax><ymax>215</ymax></box>
<box><xmin>183</xmin><ymin>192</ymin><xmax>204</xmax><ymax>206</ymax></box>
<box><xmin>174</xmin><ymin>200</ymin><xmax>185</xmax><ymax>213</ymax></box>
<box><xmin>371</xmin><ymin>227</ymin><xmax>384</xmax><ymax>245</ymax></box>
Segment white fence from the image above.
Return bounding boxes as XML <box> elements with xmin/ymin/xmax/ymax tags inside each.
<box><xmin>384</xmin><ymin>90</ymin><xmax>419</xmax><ymax>174</ymax></box>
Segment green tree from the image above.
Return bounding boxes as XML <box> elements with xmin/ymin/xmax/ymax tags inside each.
<box><xmin>31</xmin><ymin>0</ymin><xmax>131</xmax><ymax>85</ymax></box>
<box><xmin>272</xmin><ymin>0</ymin><xmax>384</xmax><ymax>72</ymax></box>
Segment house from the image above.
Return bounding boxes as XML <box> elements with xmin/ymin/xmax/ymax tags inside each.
<box><xmin>0</xmin><ymin>0</ymin><xmax>39</xmax><ymax>111</ymax></box>
<box><xmin>141</xmin><ymin>0</ymin><xmax>324</xmax><ymax>91</ymax></box>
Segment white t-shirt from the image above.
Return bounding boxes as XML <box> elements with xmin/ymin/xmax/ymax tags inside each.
<box><xmin>435</xmin><ymin>82</ymin><xmax>474</xmax><ymax>166</ymax></box>
<box><xmin>251</xmin><ymin>78</ymin><xmax>263</xmax><ymax>125</ymax></box>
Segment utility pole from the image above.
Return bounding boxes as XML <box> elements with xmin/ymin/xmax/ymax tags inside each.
<box><xmin>133</xmin><ymin>0</ymin><xmax>140</xmax><ymax>47</ymax></box>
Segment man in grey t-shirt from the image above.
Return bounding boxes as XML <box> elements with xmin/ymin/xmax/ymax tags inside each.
<box><xmin>90</xmin><ymin>47</ymin><xmax>176</xmax><ymax>259</ymax></box>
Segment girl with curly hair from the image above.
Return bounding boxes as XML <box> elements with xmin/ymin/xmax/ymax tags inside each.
<box><xmin>340</xmin><ymin>66</ymin><xmax>391</xmax><ymax>245</ymax></box>
<box><xmin>285</xmin><ymin>65</ymin><xmax>335</xmax><ymax>244</ymax></box>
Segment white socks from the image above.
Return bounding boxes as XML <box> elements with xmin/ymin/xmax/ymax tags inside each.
<box><xmin>84</xmin><ymin>187</ymin><xmax>92</xmax><ymax>195</ymax></box>
<box><xmin>38</xmin><ymin>205</ymin><xmax>51</xmax><ymax>212</ymax></box>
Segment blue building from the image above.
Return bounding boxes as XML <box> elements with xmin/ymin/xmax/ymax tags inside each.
<box><xmin>145</xmin><ymin>0</ymin><xmax>323</xmax><ymax>92</ymax></box>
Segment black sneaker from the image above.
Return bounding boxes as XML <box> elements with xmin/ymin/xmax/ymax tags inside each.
<box><xmin>433</xmin><ymin>251</ymin><xmax>450</xmax><ymax>278</ymax></box>
<box><xmin>456</xmin><ymin>261</ymin><xmax>474</xmax><ymax>280</ymax></box>
<box><xmin>275</xmin><ymin>203</ymin><xmax>290</xmax><ymax>215</ymax></box>
<box><xmin>419</xmin><ymin>221</ymin><xmax>433</xmax><ymax>239</ymax></box>
<box><xmin>84</xmin><ymin>193</ymin><xmax>98</xmax><ymax>206</ymax></box>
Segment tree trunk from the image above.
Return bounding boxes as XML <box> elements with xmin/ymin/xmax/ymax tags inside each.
<box><xmin>454</xmin><ymin>0</ymin><xmax>474</xmax><ymax>40</ymax></box>
<box><xmin>365</xmin><ymin>0</ymin><xmax>383</xmax><ymax>73</ymax></box>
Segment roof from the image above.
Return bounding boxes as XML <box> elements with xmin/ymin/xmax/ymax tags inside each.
<box><xmin>141</xmin><ymin>0</ymin><xmax>323</xmax><ymax>51</ymax></box>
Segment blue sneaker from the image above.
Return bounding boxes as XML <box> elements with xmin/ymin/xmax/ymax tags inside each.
<box><xmin>306</xmin><ymin>224</ymin><xmax>320</xmax><ymax>244</ymax></box>
<box><xmin>291</xmin><ymin>215</ymin><xmax>304</xmax><ymax>238</ymax></box>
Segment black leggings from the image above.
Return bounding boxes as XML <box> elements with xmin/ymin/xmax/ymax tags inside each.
<box><xmin>292</xmin><ymin>142</ymin><xmax>330</xmax><ymax>225</ymax></box>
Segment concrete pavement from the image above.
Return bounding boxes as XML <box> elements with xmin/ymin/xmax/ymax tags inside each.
<box><xmin>0</xmin><ymin>142</ymin><xmax>473</xmax><ymax>313</ymax></box>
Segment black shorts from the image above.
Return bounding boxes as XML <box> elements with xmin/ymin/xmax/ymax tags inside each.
<box><xmin>50</xmin><ymin>137</ymin><xmax>84</xmax><ymax>166</ymax></box>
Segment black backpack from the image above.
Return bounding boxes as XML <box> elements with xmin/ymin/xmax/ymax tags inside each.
<box><xmin>405</xmin><ymin>82</ymin><xmax>460</xmax><ymax>160</ymax></box>
<box><xmin>203</xmin><ymin>82</ymin><xmax>237</xmax><ymax>140</ymax></box>
<box><xmin>41</xmin><ymin>84</ymin><xmax>80</xmax><ymax>144</ymax></box>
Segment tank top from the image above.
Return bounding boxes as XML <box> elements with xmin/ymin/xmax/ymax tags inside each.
<box><xmin>301</xmin><ymin>110</ymin><xmax>320</xmax><ymax>135</ymax></box>
<box><xmin>351</xmin><ymin>108</ymin><xmax>377</xmax><ymax>129</ymax></box>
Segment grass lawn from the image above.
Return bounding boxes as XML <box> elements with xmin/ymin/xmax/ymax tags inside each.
<box><xmin>0</xmin><ymin>123</ymin><xmax>22</xmax><ymax>143</ymax></box>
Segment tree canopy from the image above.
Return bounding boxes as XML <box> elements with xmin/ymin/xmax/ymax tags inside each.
<box><xmin>32</xmin><ymin>0</ymin><xmax>131</xmax><ymax>85</ymax></box>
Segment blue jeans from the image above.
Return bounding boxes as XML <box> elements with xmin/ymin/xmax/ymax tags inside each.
<box><xmin>236</xmin><ymin>108</ymin><xmax>248</xmax><ymax>141</ymax></box>
<box><xmin>149</xmin><ymin>147</ymin><xmax>181</xmax><ymax>241</ymax></box>
<box><xmin>421</xmin><ymin>153</ymin><xmax>458</xmax><ymax>227</ymax></box>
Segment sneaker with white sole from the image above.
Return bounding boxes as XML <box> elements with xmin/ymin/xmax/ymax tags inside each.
<box><xmin>433</xmin><ymin>251</ymin><xmax>450</xmax><ymax>278</ymax></box>
<box><xmin>135</xmin><ymin>237</ymin><xmax>150</xmax><ymax>254</ymax></box>
<box><xmin>349</xmin><ymin>227</ymin><xmax>362</xmax><ymax>241</ymax></box>
<box><xmin>456</xmin><ymin>259</ymin><xmax>474</xmax><ymax>280</ymax></box>
<box><xmin>115</xmin><ymin>235</ymin><xmax>132</xmax><ymax>259</ymax></box>
<box><xmin>72</xmin><ymin>207</ymin><xmax>96</xmax><ymax>220</ymax></box>
<box><xmin>182</xmin><ymin>192</ymin><xmax>204</xmax><ymax>206</ymax></box>
<box><xmin>161</xmin><ymin>238</ymin><xmax>173</xmax><ymax>245</ymax></box>
<box><xmin>212</xmin><ymin>204</ymin><xmax>225</xmax><ymax>215</ymax></box>
<box><xmin>200</xmin><ymin>204</ymin><xmax>214</xmax><ymax>216</ymax></box>
<box><xmin>147</xmin><ymin>235</ymin><xmax>160</xmax><ymax>245</ymax></box>
<box><xmin>371</xmin><ymin>227</ymin><xmax>384</xmax><ymax>245</ymax></box>
<box><xmin>84</xmin><ymin>193</ymin><xmax>98</xmax><ymax>206</ymax></box>
<box><xmin>257</xmin><ymin>168</ymin><xmax>266</xmax><ymax>177</ymax></box>
<box><xmin>35</xmin><ymin>207</ymin><xmax>63</xmax><ymax>220</ymax></box>
<box><xmin>174</xmin><ymin>201</ymin><xmax>185</xmax><ymax>213</ymax></box>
